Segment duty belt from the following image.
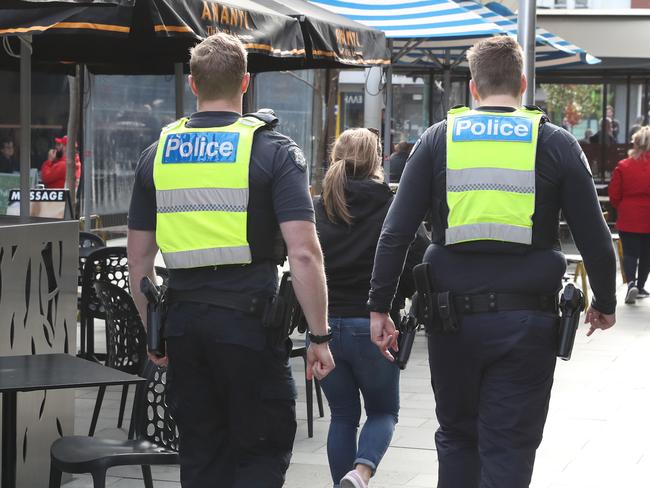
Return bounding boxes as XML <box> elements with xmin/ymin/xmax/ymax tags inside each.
<box><xmin>167</xmin><ymin>288</ymin><xmax>269</xmax><ymax>318</ymax></box>
<box><xmin>452</xmin><ymin>292</ymin><xmax>558</xmax><ymax>315</ymax></box>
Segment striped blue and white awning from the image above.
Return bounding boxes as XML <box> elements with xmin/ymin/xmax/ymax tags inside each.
<box><xmin>483</xmin><ymin>1</ymin><xmax>600</xmax><ymax>66</ymax></box>
<box><xmin>308</xmin><ymin>0</ymin><xmax>505</xmax><ymax>41</ymax></box>
<box><xmin>394</xmin><ymin>0</ymin><xmax>599</xmax><ymax>68</ymax></box>
<box><xmin>311</xmin><ymin>0</ymin><xmax>599</xmax><ymax>69</ymax></box>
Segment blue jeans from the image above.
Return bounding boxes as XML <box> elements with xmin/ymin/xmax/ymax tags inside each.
<box><xmin>318</xmin><ymin>317</ymin><xmax>400</xmax><ymax>487</ymax></box>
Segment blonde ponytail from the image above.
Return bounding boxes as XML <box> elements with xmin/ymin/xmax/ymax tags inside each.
<box><xmin>321</xmin><ymin>128</ymin><xmax>383</xmax><ymax>225</ymax></box>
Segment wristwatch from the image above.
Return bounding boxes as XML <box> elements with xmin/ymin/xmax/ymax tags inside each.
<box><xmin>308</xmin><ymin>329</ymin><xmax>332</xmax><ymax>344</ymax></box>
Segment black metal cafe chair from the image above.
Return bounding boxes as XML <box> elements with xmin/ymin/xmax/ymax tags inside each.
<box><xmin>79</xmin><ymin>246</ymin><xmax>130</xmax><ymax>361</ymax></box>
<box><xmin>49</xmin><ymin>362</ymin><xmax>178</xmax><ymax>488</ymax></box>
<box><xmin>78</xmin><ymin>232</ymin><xmax>106</xmax><ymax>355</ymax></box>
<box><xmin>89</xmin><ymin>281</ymin><xmax>148</xmax><ymax>437</ymax></box>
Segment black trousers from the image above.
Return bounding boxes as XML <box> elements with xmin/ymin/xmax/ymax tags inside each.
<box><xmin>619</xmin><ymin>231</ymin><xmax>650</xmax><ymax>289</ymax></box>
<box><xmin>428</xmin><ymin>310</ymin><xmax>558</xmax><ymax>488</ymax></box>
<box><xmin>165</xmin><ymin>304</ymin><xmax>297</xmax><ymax>488</ymax></box>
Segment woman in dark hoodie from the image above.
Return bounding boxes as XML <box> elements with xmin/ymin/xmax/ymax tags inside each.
<box><xmin>314</xmin><ymin>128</ymin><xmax>424</xmax><ymax>488</ymax></box>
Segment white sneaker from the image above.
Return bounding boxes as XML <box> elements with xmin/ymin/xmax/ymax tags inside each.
<box><xmin>340</xmin><ymin>470</ymin><xmax>368</xmax><ymax>488</ymax></box>
<box><xmin>625</xmin><ymin>282</ymin><xmax>639</xmax><ymax>304</ymax></box>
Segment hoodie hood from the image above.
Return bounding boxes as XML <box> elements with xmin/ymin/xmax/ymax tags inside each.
<box><xmin>343</xmin><ymin>178</ymin><xmax>393</xmax><ymax>222</ymax></box>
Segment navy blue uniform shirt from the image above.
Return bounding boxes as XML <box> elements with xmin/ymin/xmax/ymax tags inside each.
<box><xmin>369</xmin><ymin>107</ymin><xmax>617</xmax><ymax>315</ymax></box>
<box><xmin>128</xmin><ymin>111</ymin><xmax>314</xmax><ymax>346</ymax></box>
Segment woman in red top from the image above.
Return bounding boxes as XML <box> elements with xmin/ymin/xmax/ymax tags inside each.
<box><xmin>40</xmin><ymin>135</ymin><xmax>81</xmax><ymax>189</ymax></box>
<box><xmin>609</xmin><ymin>126</ymin><xmax>650</xmax><ymax>303</ymax></box>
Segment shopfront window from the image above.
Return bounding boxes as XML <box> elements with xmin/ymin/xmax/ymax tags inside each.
<box><xmin>88</xmin><ymin>74</ymin><xmax>177</xmax><ymax>217</ymax></box>
<box><xmin>391</xmin><ymin>75</ymin><xmax>430</xmax><ymax>146</ymax></box>
<box><xmin>338</xmin><ymin>91</ymin><xmax>365</xmax><ymax>132</ymax></box>
<box><xmin>254</xmin><ymin>70</ymin><xmax>315</xmax><ymax>171</ymax></box>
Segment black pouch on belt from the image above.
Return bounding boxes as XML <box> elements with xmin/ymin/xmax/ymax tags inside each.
<box><xmin>412</xmin><ymin>263</ymin><xmax>459</xmax><ymax>334</ymax></box>
<box><xmin>435</xmin><ymin>291</ymin><xmax>459</xmax><ymax>333</ymax></box>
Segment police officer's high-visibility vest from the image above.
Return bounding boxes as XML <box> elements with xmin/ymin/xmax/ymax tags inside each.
<box><xmin>445</xmin><ymin>106</ymin><xmax>544</xmax><ymax>246</ymax></box>
<box><xmin>153</xmin><ymin>116</ymin><xmax>266</xmax><ymax>269</ymax></box>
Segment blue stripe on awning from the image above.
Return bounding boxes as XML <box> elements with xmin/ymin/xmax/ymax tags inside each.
<box><xmin>310</xmin><ymin>0</ymin><xmax>504</xmax><ymax>39</ymax></box>
<box><xmin>310</xmin><ymin>0</ymin><xmax>454</xmax><ymax>9</ymax></box>
<box><xmin>342</xmin><ymin>7</ymin><xmax>471</xmax><ymax>21</ymax></box>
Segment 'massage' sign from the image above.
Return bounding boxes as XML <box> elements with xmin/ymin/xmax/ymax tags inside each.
<box><xmin>9</xmin><ymin>189</ymin><xmax>66</xmax><ymax>202</ymax></box>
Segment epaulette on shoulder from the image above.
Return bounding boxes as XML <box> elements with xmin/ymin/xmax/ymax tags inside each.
<box><xmin>160</xmin><ymin>118</ymin><xmax>187</xmax><ymax>133</ymax></box>
<box><xmin>244</xmin><ymin>108</ymin><xmax>279</xmax><ymax>129</ymax></box>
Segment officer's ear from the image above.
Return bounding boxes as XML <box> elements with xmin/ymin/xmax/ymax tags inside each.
<box><xmin>520</xmin><ymin>74</ymin><xmax>527</xmax><ymax>97</ymax></box>
<box><xmin>469</xmin><ymin>79</ymin><xmax>480</xmax><ymax>103</ymax></box>
<box><xmin>188</xmin><ymin>75</ymin><xmax>199</xmax><ymax>97</ymax></box>
<box><xmin>241</xmin><ymin>73</ymin><xmax>251</xmax><ymax>95</ymax></box>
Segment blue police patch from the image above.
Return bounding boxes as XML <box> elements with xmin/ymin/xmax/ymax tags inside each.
<box><xmin>452</xmin><ymin>115</ymin><xmax>533</xmax><ymax>143</ymax></box>
<box><xmin>162</xmin><ymin>132</ymin><xmax>239</xmax><ymax>163</ymax></box>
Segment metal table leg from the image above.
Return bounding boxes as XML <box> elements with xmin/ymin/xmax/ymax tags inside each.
<box><xmin>1</xmin><ymin>391</ymin><xmax>17</xmax><ymax>488</ymax></box>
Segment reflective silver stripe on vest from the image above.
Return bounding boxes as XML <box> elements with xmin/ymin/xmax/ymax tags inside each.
<box><xmin>162</xmin><ymin>246</ymin><xmax>252</xmax><ymax>269</ymax></box>
<box><xmin>446</xmin><ymin>223</ymin><xmax>532</xmax><ymax>245</ymax></box>
<box><xmin>447</xmin><ymin>168</ymin><xmax>535</xmax><ymax>194</ymax></box>
<box><xmin>156</xmin><ymin>188</ymin><xmax>248</xmax><ymax>214</ymax></box>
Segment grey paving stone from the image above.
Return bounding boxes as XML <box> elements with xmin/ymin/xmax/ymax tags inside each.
<box><xmin>64</xmin><ymin>280</ymin><xmax>648</xmax><ymax>487</ymax></box>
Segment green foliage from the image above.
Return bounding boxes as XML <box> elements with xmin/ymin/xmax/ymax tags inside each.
<box><xmin>541</xmin><ymin>84</ymin><xmax>601</xmax><ymax>126</ymax></box>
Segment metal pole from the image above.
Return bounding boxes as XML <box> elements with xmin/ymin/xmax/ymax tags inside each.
<box><xmin>443</xmin><ymin>67</ymin><xmax>452</xmax><ymax>113</ymax></box>
<box><xmin>383</xmin><ymin>40</ymin><xmax>393</xmax><ymax>183</ymax></box>
<box><xmin>518</xmin><ymin>0</ymin><xmax>536</xmax><ymax>105</ymax></box>
<box><xmin>19</xmin><ymin>36</ymin><xmax>32</xmax><ymax>218</ymax></box>
<box><xmin>599</xmin><ymin>81</ymin><xmax>608</xmax><ymax>182</ymax></box>
<box><xmin>174</xmin><ymin>63</ymin><xmax>184</xmax><ymax>119</ymax></box>
<box><xmin>83</xmin><ymin>68</ymin><xmax>93</xmax><ymax>231</ymax></box>
<box><xmin>625</xmin><ymin>76</ymin><xmax>631</xmax><ymax>144</ymax></box>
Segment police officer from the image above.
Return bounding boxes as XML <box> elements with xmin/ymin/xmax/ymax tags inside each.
<box><xmin>368</xmin><ymin>36</ymin><xmax>617</xmax><ymax>488</ymax></box>
<box><xmin>127</xmin><ymin>33</ymin><xmax>335</xmax><ymax>488</ymax></box>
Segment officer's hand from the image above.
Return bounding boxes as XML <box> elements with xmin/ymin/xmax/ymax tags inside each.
<box><xmin>584</xmin><ymin>306</ymin><xmax>616</xmax><ymax>336</ymax></box>
<box><xmin>147</xmin><ymin>351</ymin><xmax>168</xmax><ymax>367</ymax></box>
<box><xmin>306</xmin><ymin>343</ymin><xmax>335</xmax><ymax>381</ymax></box>
<box><xmin>370</xmin><ymin>312</ymin><xmax>399</xmax><ymax>362</ymax></box>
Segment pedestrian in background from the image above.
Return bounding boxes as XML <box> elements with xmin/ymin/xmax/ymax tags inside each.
<box><xmin>314</xmin><ymin>128</ymin><xmax>425</xmax><ymax>488</ymax></box>
<box><xmin>388</xmin><ymin>140</ymin><xmax>413</xmax><ymax>183</ymax></box>
<box><xmin>609</xmin><ymin>125</ymin><xmax>650</xmax><ymax>303</ymax></box>
<box><xmin>368</xmin><ymin>36</ymin><xmax>616</xmax><ymax>488</ymax></box>
<box><xmin>0</xmin><ymin>139</ymin><xmax>17</xmax><ymax>173</ymax></box>
<box><xmin>40</xmin><ymin>135</ymin><xmax>81</xmax><ymax>189</ymax></box>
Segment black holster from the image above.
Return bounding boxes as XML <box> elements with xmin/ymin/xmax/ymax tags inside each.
<box><xmin>412</xmin><ymin>263</ymin><xmax>459</xmax><ymax>334</ymax></box>
<box><xmin>265</xmin><ymin>272</ymin><xmax>307</xmax><ymax>347</ymax></box>
<box><xmin>557</xmin><ymin>284</ymin><xmax>585</xmax><ymax>361</ymax></box>
<box><xmin>390</xmin><ymin>293</ymin><xmax>419</xmax><ymax>370</ymax></box>
<box><xmin>140</xmin><ymin>277</ymin><xmax>167</xmax><ymax>357</ymax></box>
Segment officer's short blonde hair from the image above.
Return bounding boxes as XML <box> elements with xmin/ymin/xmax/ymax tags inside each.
<box><xmin>467</xmin><ymin>36</ymin><xmax>523</xmax><ymax>99</ymax></box>
<box><xmin>189</xmin><ymin>33</ymin><xmax>247</xmax><ymax>101</ymax></box>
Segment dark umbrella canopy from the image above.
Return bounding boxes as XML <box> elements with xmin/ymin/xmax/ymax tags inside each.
<box><xmin>0</xmin><ymin>0</ymin><xmax>388</xmax><ymax>72</ymax></box>
<box><xmin>150</xmin><ymin>0</ymin><xmax>307</xmax><ymax>71</ymax></box>
<box><xmin>256</xmin><ymin>0</ymin><xmax>389</xmax><ymax>67</ymax></box>
<box><xmin>0</xmin><ymin>0</ymin><xmax>308</xmax><ymax>73</ymax></box>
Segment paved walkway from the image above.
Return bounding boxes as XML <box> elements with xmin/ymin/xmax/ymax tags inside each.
<box><xmin>68</xmin><ymin>263</ymin><xmax>649</xmax><ymax>487</ymax></box>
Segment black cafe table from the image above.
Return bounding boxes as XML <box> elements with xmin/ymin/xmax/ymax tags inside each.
<box><xmin>0</xmin><ymin>354</ymin><xmax>145</xmax><ymax>488</ymax></box>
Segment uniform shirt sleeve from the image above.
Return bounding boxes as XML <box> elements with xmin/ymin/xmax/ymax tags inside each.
<box><xmin>368</xmin><ymin>125</ymin><xmax>439</xmax><ymax>312</ymax></box>
<box><xmin>549</xmin><ymin>129</ymin><xmax>617</xmax><ymax>314</ymax></box>
<box><xmin>127</xmin><ymin>142</ymin><xmax>158</xmax><ymax>231</ymax></box>
<box><xmin>271</xmin><ymin>140</ymin><xmax>315</xmax><ymax>224</ymax></box>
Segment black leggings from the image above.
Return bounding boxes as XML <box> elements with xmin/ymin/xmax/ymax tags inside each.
<box><xmin>619</xmin><ymin>231</ymin><xmax>650</xmax><ymax>289</ymax></box>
